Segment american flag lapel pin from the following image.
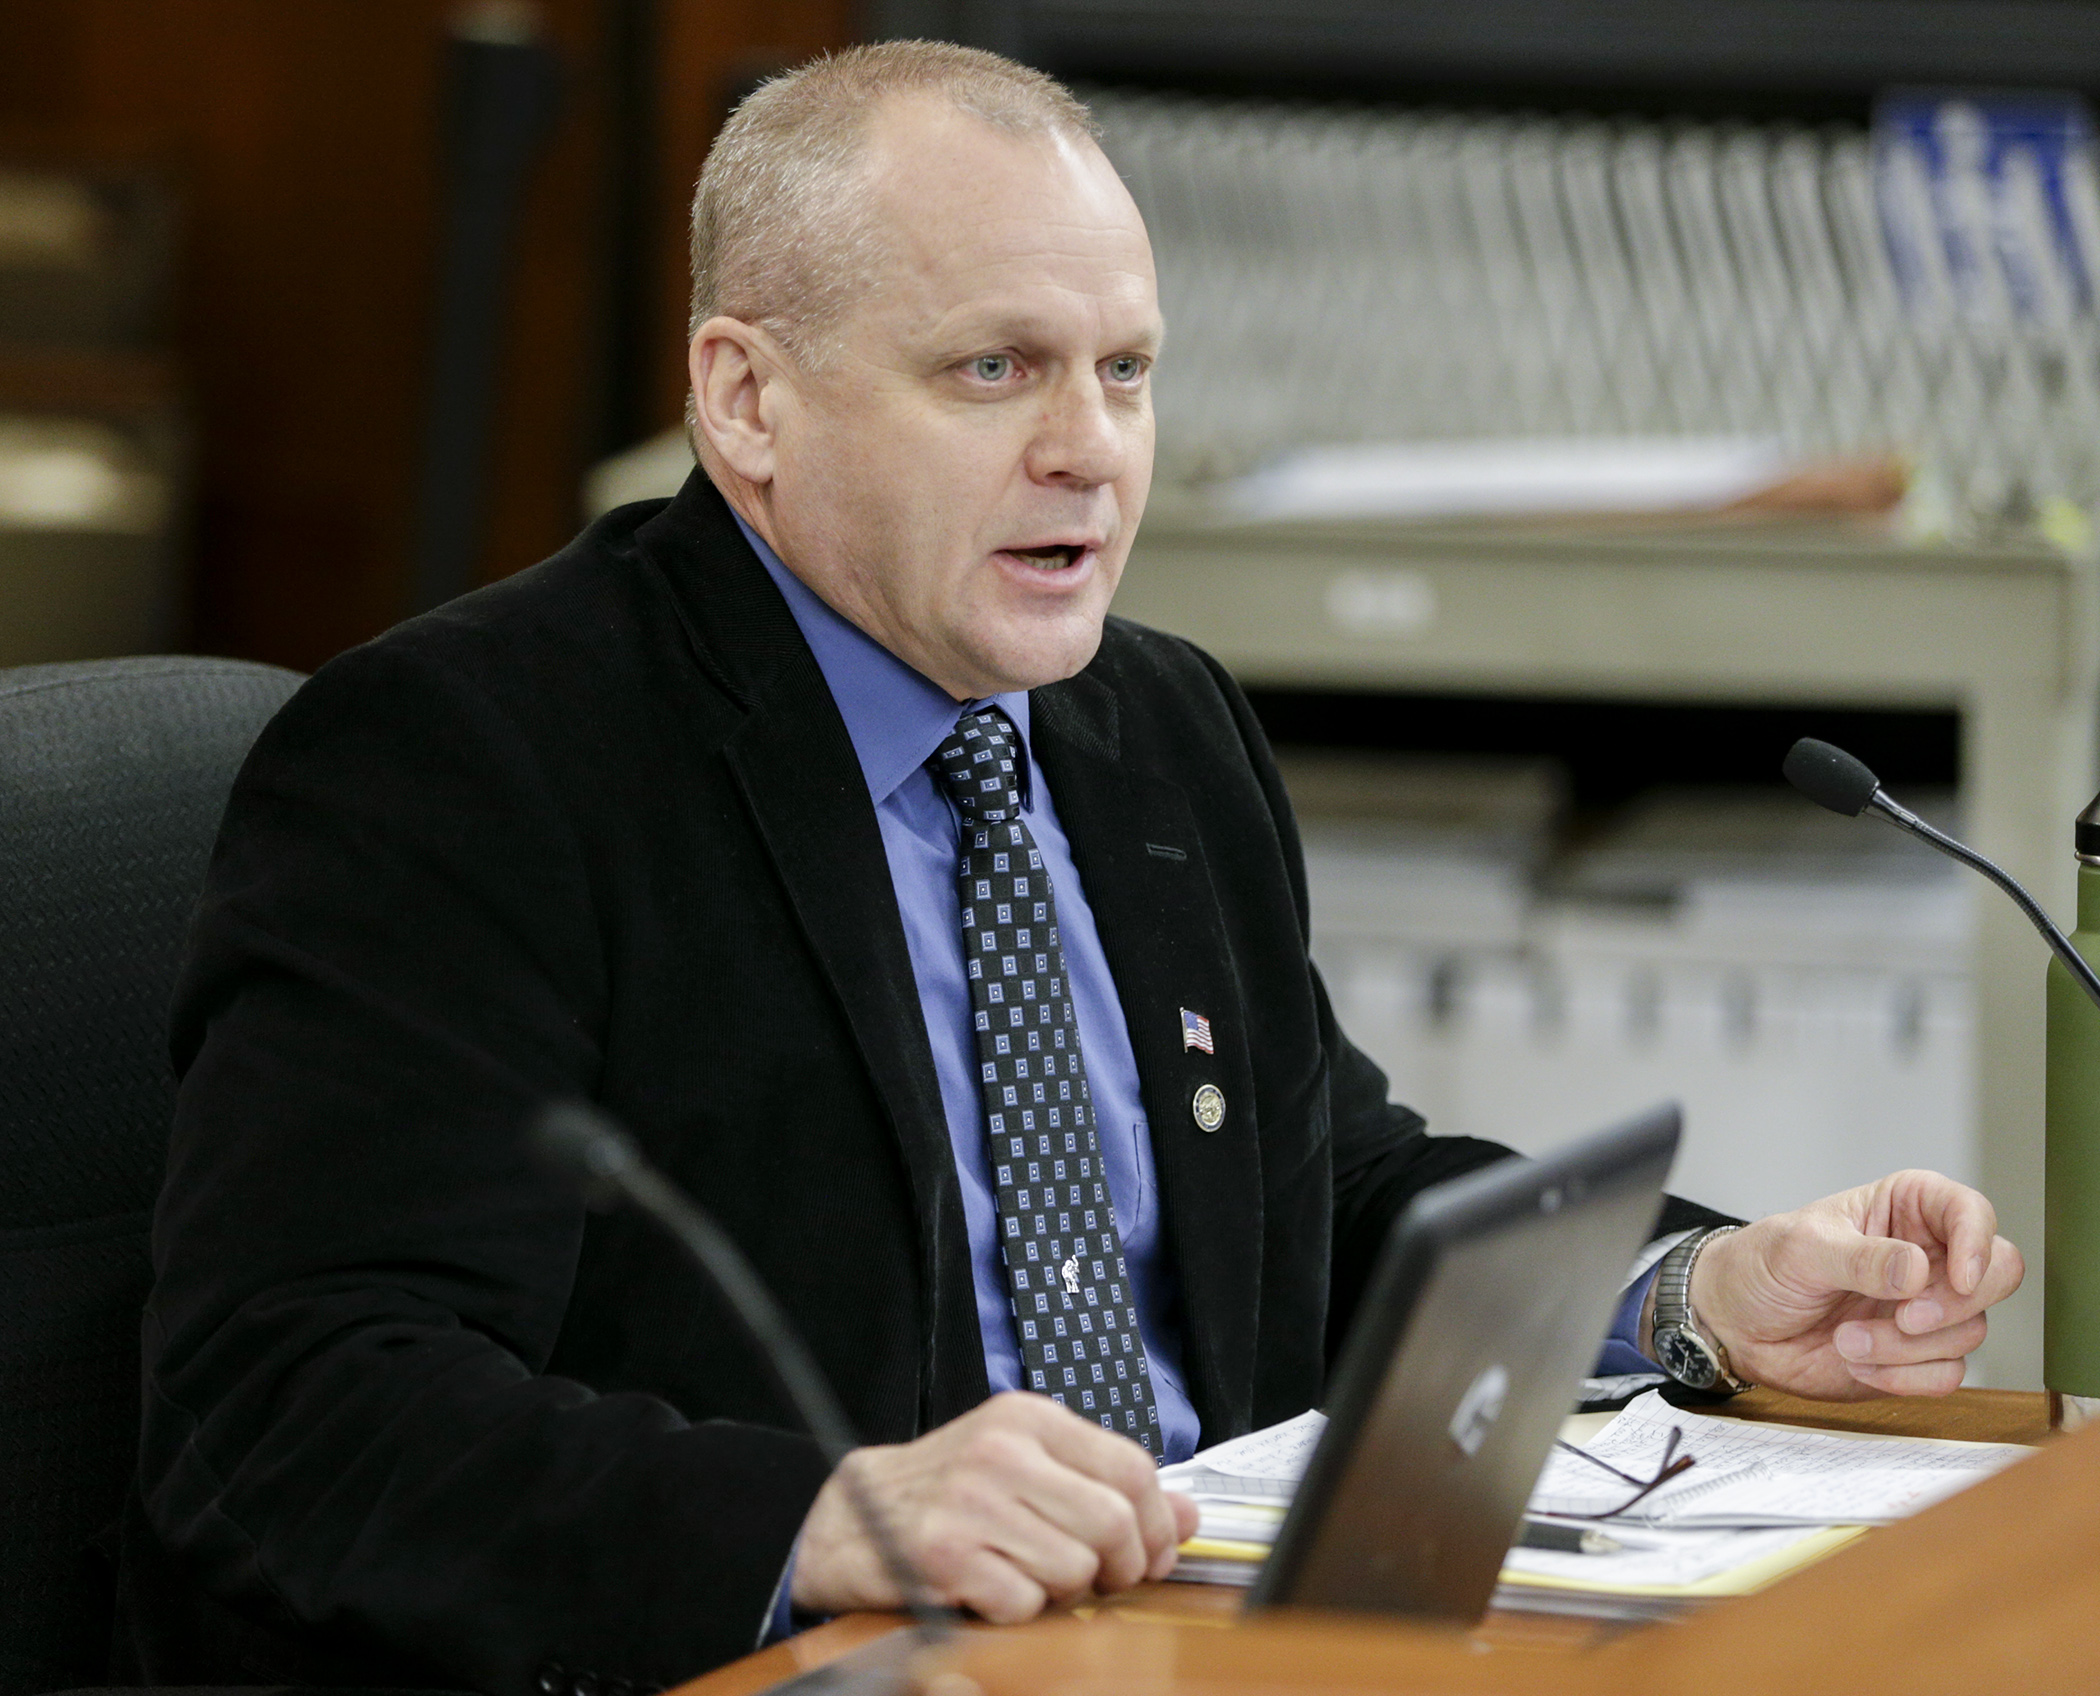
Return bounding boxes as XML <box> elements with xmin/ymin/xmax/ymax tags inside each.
<box><xmin>1180</xmin><ymin>1007</ymin><xmax>1214</xmax><ymax>1054</ymax></box>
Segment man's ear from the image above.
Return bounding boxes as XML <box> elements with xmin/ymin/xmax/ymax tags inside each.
<box><xmin>689</xmin><ymin>316</ymin><xmax>784</xmax><ymax>487</ymax></box>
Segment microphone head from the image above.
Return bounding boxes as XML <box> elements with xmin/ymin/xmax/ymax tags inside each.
<box><xmin>1783</xmin><ymin>738</ymin><xmax>1881</xmax><ymax>817</ymax></box>
<box><xmin>531</xmin><ymin>1100</ymin><xmax>641</xmax><ymax>1207</ymax></box>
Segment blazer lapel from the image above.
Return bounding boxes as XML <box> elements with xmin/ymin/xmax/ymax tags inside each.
<box><xmin>641</xmin><ymin>476</ymin><xmax>989</xmax><ymax>1424</ymax></box>
<box><xmin>1033</xmin><ymin>672</ymin><xmax>1264</xmax><ymax>1441</ymax></box>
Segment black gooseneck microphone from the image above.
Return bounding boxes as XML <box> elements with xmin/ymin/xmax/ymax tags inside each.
<box><xmin>1782</xmin><ymin>737</ymin><xmax>2100</xmax><ymax>1013</ymax></box>
<box><xmin>530</xmin><ymin>1101</ymin><xmax>955</xmax><ymax>1646</ymax></box>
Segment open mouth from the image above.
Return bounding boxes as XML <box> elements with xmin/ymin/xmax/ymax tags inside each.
<box><xmin>1004</xmin><ymin>543</ymin><xmax>1087</xmax><ymax>571</ymax></box>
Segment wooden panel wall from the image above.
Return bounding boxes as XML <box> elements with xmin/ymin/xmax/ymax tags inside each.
<box><xmin>0</xmin><ymin>0</ymin><xmax>854</xmax><ymax>672</ymax></box>
<box><xmin>646</xmin><ymin>0</ymin><xmax>859</xmax><ymax>428</ymax></box>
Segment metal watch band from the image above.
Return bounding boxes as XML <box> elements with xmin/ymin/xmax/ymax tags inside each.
<box><xmin>1653</xmin><ymin>1225</ymin><xmax>1752</xmax><ymax>1393</ymax></box>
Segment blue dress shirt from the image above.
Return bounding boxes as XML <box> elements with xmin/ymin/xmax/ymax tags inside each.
<box><xmin>1598</xmin><ymin>1274</ymin><xmax>1662</xmax><ymax>1378</ymax></box>
<box><xmin>737</xmin><ymin>517</ymin><xmax>1202</xmax><ymax>1466</ymax></box>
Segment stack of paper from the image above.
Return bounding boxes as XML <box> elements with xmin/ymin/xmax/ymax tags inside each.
<box><xmin>1497</xmin><ymin>1523</ymin><xmax>1868</xmax><ymax>1617</ymax></box>
<box><xmin>1159</xmin><ymin>1391</ymin><xmax>2030</xmax><ymax>1604</ymax></box>
<box><xmin>1158</xmin><ymin>1409</ymin><xmax>1326</xmax><ymax>1585</ymax></box>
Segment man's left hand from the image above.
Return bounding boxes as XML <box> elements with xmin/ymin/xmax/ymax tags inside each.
<box><xmin>1683</xmin><ymin>1171</ymin><xmax>2025</xmax><ymax>1400</ymax></box>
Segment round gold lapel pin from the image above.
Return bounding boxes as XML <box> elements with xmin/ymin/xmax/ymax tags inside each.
<box><xmin>1192</xmin><ymin>1083</ymin><xmax>1226</xmax><ymax>1133</ymax></box>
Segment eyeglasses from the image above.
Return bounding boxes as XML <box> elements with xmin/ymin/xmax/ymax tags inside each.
<box><xmin>1551</xmin><ymin>1425</ymin><xmax>1696</xmax><ymax>1520</ymax></box>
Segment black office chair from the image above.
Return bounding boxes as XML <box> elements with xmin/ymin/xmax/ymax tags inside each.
<box><xmin>0</xmin><ymin>656</ymin><xmax>304</xmax><ymax>1696</ymax></box>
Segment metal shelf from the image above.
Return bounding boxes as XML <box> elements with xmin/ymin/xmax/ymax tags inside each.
<box><xmin>1116</xmin><ymin>511</ymin><xmax>2100</xmax><ymax>1385</ymax></box>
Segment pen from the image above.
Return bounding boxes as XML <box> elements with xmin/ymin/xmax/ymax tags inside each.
<box><xmin>1517</xmin><ymin>1520</ymin><xmax>1625</xmax><ymax>1556</ymax></box>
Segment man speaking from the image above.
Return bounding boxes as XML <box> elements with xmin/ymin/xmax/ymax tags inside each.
<box><xmin>123</xmin><ymin>41</ymin><xmax>2023</xmax><ymax>1694</ymax></box>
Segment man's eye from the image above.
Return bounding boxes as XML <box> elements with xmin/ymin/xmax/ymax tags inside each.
<box><xmin>971</xmin><ymin>355</ymin><xmax>1014</xmax><ymax>381</ymax></box>
<box><xmin>1105</xmin><ymin>355</ymin><xmax>1147</xmax><ymax>383</ymax></box>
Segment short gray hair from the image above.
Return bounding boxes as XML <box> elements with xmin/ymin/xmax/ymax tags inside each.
<box><xmin>688</xmin><ymin>41</ymin><xmax>1099</xmax><ymax>362</ymax></box>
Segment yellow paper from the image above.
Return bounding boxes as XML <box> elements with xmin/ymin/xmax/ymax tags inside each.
<box><xmin>1177</xmin><ymin>1536</ymin><xmax>1271</xmax><ymax>1563</ymax></box>
<box><xmin>1498</xmin><ymin>1523</ymin><xmax>1867</xmax><ymax>1599</ymax></box>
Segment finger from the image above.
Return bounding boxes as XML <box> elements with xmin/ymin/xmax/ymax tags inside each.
<box><xmin>1024</xmin><ymin>1401</ymin><xmax>1184</xmax><ymax>1563</ymax></box>
<box><xmin>1896</xmin><ymin>1235</ymin><xmax>2025</xmax><ymax>1333</ymax></box>
<box><xmin>947</xmin><ymin>1548</ymin><xmax>1051</xmax><ymax>1626</ymax></box>
<box><xmin>1974</xmin><ymin>1234</ymin><xmax>2025</xmax><ymax>1307</ymax></box>
<box><xmin>963</xmin><ymin>1400</ymin><xmax>1158</xmax><ymax>1589</ymax></box>
<box><xmin>949</xmin><ymin>1476</ymin><xmax>1120</xmax><ymax>1604</ymax></box>
<box><xmin>943</xmin><ymin>1412</ymin><xmax>1145</xmax><ymax>1595</ymax></box>
<box><xmin>1779</xmin><ymin>1213</ymin><xmax>1929</xmax><ymax>1303</ymax></box>
<box><xmin>1003</xmin><ymin>1450</ymin><xmax>1152</xmax><ymax>1592</ymax></box>
<box><xmin>1895</xmin><ymin>1173</ymin><xmax>1998</xmax><ymax>1296</ymax></box>
<box><xmin>1151</xmin><ymin>1492</ymin><xmax>1202</xmax><ymax>1581</ymax></box>
<box><xmin>1841</xmin><ymin>1355</ymin><xmax>1968</xmax><ymax>1397</ymax></box>
<box><xmin>1835</xmin><ymin>1312</ymin><xmax>1987</xmax><ymax>1369</ymax></box>
<box><xmin>983</xmin><ymin>1522</ymin><xmax>1113</xmax><ymax>1608</ymax></box>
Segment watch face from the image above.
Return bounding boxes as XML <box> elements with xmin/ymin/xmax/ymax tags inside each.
<box><xmin>1657</xmin><ymin>1326</ymin><xmax>1721</xmax><ymax>1390</ymax></box>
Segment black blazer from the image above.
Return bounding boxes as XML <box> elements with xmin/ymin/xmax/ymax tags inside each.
<box><xmin>119</xmin><ymin>476</ymin><xmax>1719</xmax><ymax>1692</ymax></box>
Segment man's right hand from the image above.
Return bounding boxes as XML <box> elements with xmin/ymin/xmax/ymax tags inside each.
<box><xmin>788</xmin><ymin>1391</ymin><xmax>1200</xmax><ymax>1623</ymax></box>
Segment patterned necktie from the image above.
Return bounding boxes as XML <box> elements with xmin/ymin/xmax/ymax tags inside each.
<box><xmin>929</xmin><ymin>707</ymin><xmax>1164</xmax><ymax>1457</ymax></box>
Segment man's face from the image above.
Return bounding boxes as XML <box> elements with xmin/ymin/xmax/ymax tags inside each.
<box><xmin>753</xmin><ymin>99</ymin><xmax>1161</xmax><ymax>700</ymax></box>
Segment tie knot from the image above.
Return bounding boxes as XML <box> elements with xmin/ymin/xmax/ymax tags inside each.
<box><xmin>930</xmin><ymin>708</ymin><xmax>1022</xmax><ymax>827</ymax></box>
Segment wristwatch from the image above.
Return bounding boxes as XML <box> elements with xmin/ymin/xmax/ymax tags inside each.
<box><xmin>1651</xmin><ymin>1226</ymin><xmax>1753</xmax><ymax>1393</ymax></box>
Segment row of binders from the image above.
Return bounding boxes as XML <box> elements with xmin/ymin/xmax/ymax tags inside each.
<box><xmin>1091</xmin><ymin>87</ymin><xmax>2100</xmax><ymax>539</ymax></box>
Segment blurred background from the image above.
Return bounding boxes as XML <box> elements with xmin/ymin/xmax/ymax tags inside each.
<box><xmin>9</xmin><ymin>0</ymin><xmax>2100</xmax><ymax>1378</ymax></box>
<box><xmin>0</xmin><ymin>0</ymin><xmax>855</xmax><ymax>668</ymax></box>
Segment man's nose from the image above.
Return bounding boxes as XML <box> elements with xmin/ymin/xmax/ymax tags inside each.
<box><xmin>1026</xmin><ymin>372</ymin><xmax>1129</xmax><ymax>487</ymax></box>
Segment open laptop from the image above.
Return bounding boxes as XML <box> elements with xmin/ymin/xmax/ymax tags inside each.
<box><xmin>1246</xmin><ymin>1103</ymin><xmax>1681</xmax><ymax>1621</ymax></box>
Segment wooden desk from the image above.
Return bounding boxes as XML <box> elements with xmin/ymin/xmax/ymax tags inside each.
<box><xmin>673</xmin><ymin>1389</ymin><xmax>2066</xmax><ymax>1696</ymax></box>
<box><xmin>1695</xmin><ymin>1382</ymin><xmax>2048</xmax><ymax>1445</ymax></box>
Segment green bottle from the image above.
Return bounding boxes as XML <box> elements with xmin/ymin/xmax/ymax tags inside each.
<box><xmin>2046</xmin><ymin>792</ymin><xmax>2100</xmax><ymax>1419</ymax></box>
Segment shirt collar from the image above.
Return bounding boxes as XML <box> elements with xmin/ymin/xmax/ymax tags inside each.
<box><xmin>735</xmin><ymin>514</ymin><xmax>1032</xmax><ymax>807</ymax></box>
